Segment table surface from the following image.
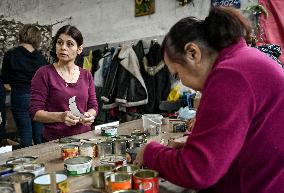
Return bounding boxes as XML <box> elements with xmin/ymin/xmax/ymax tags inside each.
<box><xmin>0</xmin><ymin>119</ymin><xmax>196</xmax><ymax>193</ymax></box>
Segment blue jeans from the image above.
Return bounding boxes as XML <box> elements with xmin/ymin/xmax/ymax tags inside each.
<box><xmin>11</xmin><ymin>92</ymin><xmax>43</xmax><ymax>147</ymax></box>
<box><xmin>0</xmin><ymin>81</ymin><xmax>6</xmax><ymax>140</ymax></box>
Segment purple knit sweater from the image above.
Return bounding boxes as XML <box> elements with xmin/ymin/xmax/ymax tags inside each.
<box><xmin>30</xmin><ymin>65</ymin><xmax>98</xmax><ymax>141</ymax></box>
<box><xmin>144</xmin><ymin>39</ymin><xmax>284</xmax><ymax>193</ymax></box>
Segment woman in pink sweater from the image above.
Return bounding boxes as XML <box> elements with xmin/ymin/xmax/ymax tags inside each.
<box><xmin>134</xmin><ymin>7</ymin><xmax>284</xmax><ymax>193</ymax></box>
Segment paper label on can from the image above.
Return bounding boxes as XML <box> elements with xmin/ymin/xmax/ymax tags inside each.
<box><xmin>65</xmin><ymin>162</ymin><xmax>92</xmax><ymax>175</ymax></box>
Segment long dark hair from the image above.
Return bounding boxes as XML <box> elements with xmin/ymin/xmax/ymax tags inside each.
<box><xmin>161</xmin><ymin>6</ymin><xmax>252</xmax><ymax>63</ymax></box>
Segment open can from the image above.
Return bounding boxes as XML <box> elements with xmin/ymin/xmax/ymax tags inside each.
<box><xmin>64</xmin><ymin>156</ymin><xmax>92</xmax><ymax>176</ymax></box>
<box><xmin>61</xmin><ymin>144</ymin><xmax>79</xmax><ymax>160</ymax></box>
<box><xmin>33</xmin><ymin>173</ymin><xmax>68</xmax><ymax>193</ymax></box>
<box><xmin>92</xmin><ymin>164</ymin><xmax>114</xmax><ymax>189</ymax></box>
<box><xmin>0</xmin><ymin>172</ymin><xmax>35</xmax><ymax>193</ymax></box>
<box><xmin>133</xmin><ymin>169</ymin><xmax>159</xmax><ymax>193</ymax></box>
<box><xmin>106</xmin><ymin>173</ymin><xmax>132</xmax><ymax>192</ymax></box>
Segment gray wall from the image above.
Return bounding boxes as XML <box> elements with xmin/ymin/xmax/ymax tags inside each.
<box><xmin>0</xmin><ymin>0</ymin><xmax>257</xmax><ymax>47</ymax></box>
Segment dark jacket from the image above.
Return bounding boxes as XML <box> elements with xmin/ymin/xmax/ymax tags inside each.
<box><xmin>1</xmin><ymin>46</ymin><xmax>48</xmax><ymax>94</ymax></box>
<box><xmin>140</xmin><ymin>43</ymin><xmax>171</xmax><ymax>113</ymax></box>
<box><xmin>101</xmin><ymin>45</ymin><xmax>148</xmax><ymax>109</ymax></box>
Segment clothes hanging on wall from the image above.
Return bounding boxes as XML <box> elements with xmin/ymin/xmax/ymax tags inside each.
<box><xmin>134</xmin><ymin>41</ymin><xmax>171</xmax><ymax>114</ymax></box>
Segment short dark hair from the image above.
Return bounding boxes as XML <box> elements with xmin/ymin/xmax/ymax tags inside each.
<box><xmin>18</xmin><ymin>24</ymin><xmax>42</xmax><ymax>49</ymax></box>
<box><xmin>161</xmin><ymin>6</ymin><xmax>252</xmax><ymax>62</ymax></box>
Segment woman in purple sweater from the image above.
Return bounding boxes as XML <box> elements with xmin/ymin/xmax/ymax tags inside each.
<box><xmin>134</xmin><ymin>7</ymin><xmax>284</xmax><ymax>193</ymax></box>
<box><xmin>30</xmin><ymin>25</ymin><xmax>98</xmax><ymax>141</ymax></box>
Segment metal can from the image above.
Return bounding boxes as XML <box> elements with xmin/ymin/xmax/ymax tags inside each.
<box><xmin>0</xmin><ymin>172</ymin><xmax>35</xmax><ymax>193</ymax></box>
<box><xmin>116</xmin><ymin>165</ymin><xmax>139</xmax><ymax>175</ymax></box>
<box><xmin>0</xmin><ymin>183</ymin><xmax>15</xmax><ymax>193</ymax></box>
<box><xmin>97</xmin><ymin>142</ymin><xmax>112</xmax><ymax>158</ymax></box>
<box><xmin>6</xmin><ymin>156</ymin><xmax>37</xmax><ymax>165</ymax></box>
<box><xmin>71</xmin><ymin>189</ymin><xmax>103</xmax><ymax>193</ymax></box>
<box><xmin>101</xmin><ymin>126</ymin><xmax>118</xmax><ymax>137</ymax></box>
<box><xmin>0</xmin><ymin>164</ymin><xmax>14</xmax><ymax>177</ymax></box>
<box><xmin>13</xmin><ymin>163</ymin><xmax>45</xmax><ymax>177</ymax></box>
<box><xmin>61</xmin><ymin>144</ymin><xmax>79</xmax><ymax>160</ymax></box>
<box><xmin>64</xmin><ymin>156</ymin><xmax>92</xmax><ymax>176</ymax></box>
<box><xmin>112</xmin><ymin>139</ymin><xmax>127</xmax><ymax>155</ymax></box>
<box><xmin>100</xmin><ymin>155</ymin><xmax>126</xmax><ymax>167</ymax></box>
<box><xmin>80</xmin><ymin>143</ymin><xmax>96</xmax><ymax>158</ymax></box>
<box><xmin>92</xmin><ymin>164</ymin><xmax>114</xmax><ymax>189</ymax></box>
<box><xmin>112</xmin><ymin>190</ymin><xmax>140</xmax><ymax>193</ymax></box>
<box><xmin>133</xmin><ymin>170</ymin><xmax>159</xmax><ymax>193</ymax></box>
<box><xmin>131</xmin><ymin>131</ymin><xmax>147</xmax><ymax>141</ymax></box>
<box><xmin>106</xmin><ymin>173</ymin><xmax>132</xmax><ymax>192</ymax></box>
<box><xmin>33</xmin><ymin>173</ymin><xmax>69</xmax><ymax>193</ymax></box>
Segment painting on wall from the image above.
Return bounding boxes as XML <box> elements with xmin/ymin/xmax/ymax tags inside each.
<box><xmin>135</xmin><ymin>0</ymin><xmax>155</xmax><ymax>17</ymax></box>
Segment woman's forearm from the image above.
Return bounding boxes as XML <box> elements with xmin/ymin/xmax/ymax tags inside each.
<box><xmin>34</xmin><ymin>110</ymin><xmax>64</xmax><ymax>123</ymax></box>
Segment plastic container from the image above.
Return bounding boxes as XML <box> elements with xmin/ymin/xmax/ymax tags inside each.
<box><xmin>142</xmin><ymin>114</ymin><xmax>163</xmax><ymax>136</ymax></box>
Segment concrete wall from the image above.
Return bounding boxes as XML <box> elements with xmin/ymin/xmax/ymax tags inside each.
<box><xmin>0</xmin><ymin>0</ymin><xmax>257</xmax><ymax>47</ymax></box>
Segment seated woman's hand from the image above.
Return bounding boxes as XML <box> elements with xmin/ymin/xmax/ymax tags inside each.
<box><xmin>79</xmin><ymin>112</ymin><xmax>95</xmax><ymax>126</ymax></box>
<box><xmin>61</xmin><ymin>111</ymin><xmax>80</xmax><ymax>126</ymax></box>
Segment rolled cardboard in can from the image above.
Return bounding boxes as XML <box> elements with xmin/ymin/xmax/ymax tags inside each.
<box><xmin>33</xmin><ymin>173</ymin><xmax>68</xmax><ymax>193</ymax></box>
<box><xmin>64</xmin><ymin>156</ymin><xmax>92</xmax><ymax>176</ymax></box>
<box><xmin>61</xmin><ymin>144</ymin><xmax>79</xmax><ymax>160</ymax></box>
<box><xmin>92</xmin><ymin>165</ymin><xmax>114</xmax><ymax>189</ymax></box>
<box><xmin>133</xmin><ymin>170</ymin><xmax>159</xmax><ymax>193</ymax></box>
<box><xmin>0</xmin><ymin>172</ymin><xmax>35</xmax><ymax>193</ymax></box>
<box><xmin>106</xmin><ymin>173</ymin><xmax>131</xmax><ymax>192</ymax></box>
<box><xmin>13</xmin><ymin>163</ymin><xmax>45</xmax><ymax>177</ymax></box>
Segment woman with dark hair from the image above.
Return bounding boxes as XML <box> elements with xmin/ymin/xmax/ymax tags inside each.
<box><xmin>30</xmin><ymin>25</ymin><xmax>98</xmax><ymax>141</ymax></box>
<box><xmin>134</xmin><ymin>7</ymin><xmax>284</xmax><ymax>193</ymax></box>
<box><xmin>1</xmin><ymin>24</ymin><xmax>47</xmax><ymax>147</ymax></box>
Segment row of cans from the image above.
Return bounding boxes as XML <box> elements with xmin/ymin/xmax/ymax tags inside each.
<box><xmin>61</xmin><ymin>131</ymin><xmax>147</xmax><ymax>161</ymax></box>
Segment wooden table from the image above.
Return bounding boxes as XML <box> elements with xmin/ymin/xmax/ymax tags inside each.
<box><xmin>0</xmin><ymin>119</ymin><xmax>195</xmax><ymax>193</ymax></box>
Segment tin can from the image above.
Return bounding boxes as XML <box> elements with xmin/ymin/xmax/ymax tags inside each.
<box><xmin>61</xmin><ymin>144</ymin><xmax>79</xmax><ymax>160</ymax></box>
<box><xmin>6</xmin><ymin>156</ymin><xmax>37</xmax><ymax>165</ymax></box>
<box><xmin>100</xmin><ymin>155</ymin><xmax>126</xmax><ymax>167</ymax></box>
<box><xmin>97</xmin><ymin>142</ymin><xmax>112</xmax><ymax>158</ymax></box>
<box><xmin>92</xmin><ymin>164</ymin><xmax>114</xmax><ymax>189</ymax></box>
<box><xmin>133</xmin><ymin>170</ymin><xmax>159</xmax><ymax>193</ymax></box>
<box><xmin>112</xmin><ymin>190</ymin><xmax>140</xmax><ymax>193</ymax></box>
<box><xmin>64</xmin><ymin>156</ymin><xmax>92</xmax><ymax>176</ymax></box>
<box><xmin>80</xmin><ymin>143</ymin><xmax>96</xmax><ymax>158</ymax></box>
<box><xmin>0</xmin><ymin>172</ymin><xmax>35</xmax><ymax>193</ymax></box>
<box><xmin>112</xmin><ymin>139</ymin><xmax>127</xmax><ymax>155</ymax></box>
<box><xmin>13</xmin><ymin>163</ymin><xmax>45</xmax><ymax>177</ymax></box>
<box><xmin>116</xmin><ymin>165</ymin><xmax>139</xmax><ymax>175</ymax></box>
<box><xmin>101</xmin><ymin>126</ymin><xmax>118</xmax><ymax>137</ymax></box>
<box><xmin>0</xmin><ymin>183</ymin><xmax>15</xmax><ymax>193</ymax></box>
<box><xmin>0</xmin><ymin>164</ymin><xmax>14</xmax><ymax>177</ymax></box>
<box><xmin>125</xmin><ymin>147</ymin><xmax>139</xmax><ymax>164</ymax></box>
<box><xmin>106</xmin><ymin>173</ymin><xmax>132</xmax><ymax>192</ymax></box>
<box><xmin>71</xmin><ymin>189</ymin><xmax>102</xmax><ymax>193</ymax></box>
<box><xmin>33</xmin><ymin>173</ymin><xmax>68</xmax><ymax>193</ymax></box>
